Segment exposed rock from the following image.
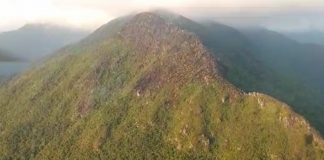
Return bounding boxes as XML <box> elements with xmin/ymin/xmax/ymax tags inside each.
<box><xmin>181</xmin><ymin>124</ymin><xmax>189</xmax><ymax>136</ymax></box>
<box><xmin>257</xmin><ymin>98</ymin><xmax>264</xmax><ymax>108</ymax></box>
<box><xmin>199</xmin><ymin>134</ymin><xmax>210</xmax><ymax>148</ymax></box>
<box><xmin>136</xmin><ymin>90</ymin><xmax>141</xmax><ymax>97</ymax></box>
<box><xmin>221</xmin><ymin>97</ymin><xmax>225</xmax><ymax>103</ymax></box>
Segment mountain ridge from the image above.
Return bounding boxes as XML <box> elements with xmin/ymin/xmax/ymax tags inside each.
<box><xmin>0</xmin><ymin>23</ymin><xmax>88</xmax><ymax>61</ymax></box>
<box><xmin>239</xmin><ymin>27</ymin><xmax>324</xmax><ymax>133</ymax></box>
<box><xmin>154</xmin><ymin>10</ymin><xmax>324</xmax><ymax>135</ymax></box>
<box><xmin>0</xmin><ymin>11</ymin><xmax>323</xmax><ymax>159</ymax></box>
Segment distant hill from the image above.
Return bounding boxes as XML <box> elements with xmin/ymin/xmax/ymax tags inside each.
<box><xmin>0</xmin><ymin>24</ymin><xmax>89</xmax><ymax>61</ymax></box>
<box><xmin>239</xmin><ymin>28</ymin><xmax>324</xmax><ymax>132</ymax></box>
<box><xmin>0</xmin><ymin>49</ymin><xmax>19</xmax><ymax>61</ymax></box>
<box><xmin>241</xmin><ymin>28</ymin><xmax>324</xmax><ymax>92</ymax></box>
<box><xmin>0</xmin><ymin>12</ymin><xmax>323</xmax><ymax>159</ymax></box>
<box><xmin>283</xmin><ymin>30</ymin><xmax>324</xmax><ymax>45</ymax></box>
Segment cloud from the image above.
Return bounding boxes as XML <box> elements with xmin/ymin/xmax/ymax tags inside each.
<box><xmin>0</xmin><ymin>0</ymin><xmax>110</xmax><ymax>31</ymax></box>
<box><xmin>0</xmin><ymin>0</ymin><xmax>324</xmax><ymax>32</ymax></box>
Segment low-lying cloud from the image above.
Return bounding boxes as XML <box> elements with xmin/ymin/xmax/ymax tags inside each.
<box><xmin>0</xmin><ymin>0</ymin><xmax>323</xmax><ymax>32</ymax></box>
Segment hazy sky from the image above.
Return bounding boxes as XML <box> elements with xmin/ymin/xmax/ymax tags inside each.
<box><xmin>0</xmin><ymin>0</ymin><xmax>323</xmax><ymax>32</ymax></box>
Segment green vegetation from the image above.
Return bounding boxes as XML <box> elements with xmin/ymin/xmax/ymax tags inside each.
<box><xmin>0</xmin><ymin>12</ymin><xmax>323</xmax><ymax>159</ymax></box>
<box><xmin>240</xmin><ymin>28</ymin><xmax>324</xmax><ymax>134</ymax></box>
<box><xmin>156</xmin><ymin>11</ymin><xmax>324</xmax><ymax>135</ymax></box>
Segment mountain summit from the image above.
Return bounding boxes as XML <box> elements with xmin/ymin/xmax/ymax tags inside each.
<box><xmin>0</xmin><ymin>23</ymin><xmax>88</xmax><ymax>61</ymax></box>
<box><xmin>0</xmin><ymin>12</ymin><xmax>323</xmax><ymax>159</ymax></box>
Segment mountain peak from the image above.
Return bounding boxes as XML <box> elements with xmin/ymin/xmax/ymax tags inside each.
<box><xmin>116</xmin><ymin>12</ymin><xmax>219</xmax><ymax>96</ymax></box>
<box><xmin>121</xmin><ymin>12</ymin><xmax>200</xmax><ymax>52</ymax></box>
<box><xmin>19</xmin><ymin>23</ymin><xmax>88</xmax><ymax>33</ymax></box>
<box><xmin>0</xmin><ymin>11</ymin><xmax>323</xmax><ymax>159</ymax></box>
<box><xmin>20</xmin><ymin>23</ymin><xmax>59</xmax><ymax>31</ymax></box>
<box><xmin>0</xmin><ymin>23</ymin><xmax>88</xmax><ymax>61</ymax></box>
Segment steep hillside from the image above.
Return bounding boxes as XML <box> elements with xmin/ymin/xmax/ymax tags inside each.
<box><xmin>241</xmin><ymin>28</ymin><xmax>324</xmax><ymax>91</ymax></box>
<box><xmin>241</xmin><ymin>28</ymin><xmax>324</xmax><ymax>133</ymax></box>
<box><xmin>153</xmin><ymin>11</ymin><xmax>324</xmax><ymax>135</ymax></box>
<box><xmin>0</xmin><ymin>12</ymin><xmax>323</xmax><ymax>159</ymax></box>
<box><xmin>0</xmin><ymin>24</ymin><xmax>88</xmax><ymax>61</ymax></box>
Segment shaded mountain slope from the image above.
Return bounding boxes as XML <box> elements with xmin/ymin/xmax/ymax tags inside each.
<box><xmin>240</xmin><ymin>28</ymin><xmax>324</xmax><ymax>133</ymax></box>
<box><xmin>0</xmin><ymin>24</ymin><xmax>88</xmax><ymax>61</ymax></box>
<box><xmin>0</xmin><ymin>12</ymin><xmax>323</xmax><ymax>159</ymax></box>
<box><xmin>241</xmin><ymin>28</ymin><xmax>324</xmax><ymax>91</ymax></box>
<box><xmin>155</xmin><ymin>10</ymin><xmax>266</xmax><ymax>87</ymax></box>
<box><xmin>153</xmin><ymin>11</ymin><xmax>324</xmax><ymax>135</ymax></box>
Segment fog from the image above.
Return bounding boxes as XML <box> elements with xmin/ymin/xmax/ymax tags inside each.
<box><xmin>0</xmin><ymin>0</ymin><xmax>324</xmax><ymax>32</ymax></box>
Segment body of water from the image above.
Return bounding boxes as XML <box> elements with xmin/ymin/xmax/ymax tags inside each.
<box><xmin>0</xmin><ymin>62</ymin><xmax>29</xmax><ymax>76</ymax></box>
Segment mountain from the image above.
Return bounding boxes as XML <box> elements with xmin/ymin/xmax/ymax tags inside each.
<box><xmin>0</xmin><ymin>12</ymin><xmax>323</xmax><ymax>159</ymax></box>
<box><xmin>0</xmin><ymin>24</ymin><xmax>88</xmax><ymax>61</ymax></box>
<box><xmin>283</xmin><ymin>30</ymin><xmax>324</xmax><ymax>45</ymax></box>
<box><xmin>0</xmin><ymin>49</ymin><xmax>19</xmax><ymax>61</ymax></box>
<box><xmin>154</xmin><ymin>11</ymin><xmax>324</xmax><ymax>135</ymax></box>
<box><xmin>241</xmin><ymin>28</ymin><xmax>324</xmax><ymax>90</ymax></box>
<box><xmin>239</xmin><ymin>28</ymin><xmax>324</xmax><ymax>133</ymax></box>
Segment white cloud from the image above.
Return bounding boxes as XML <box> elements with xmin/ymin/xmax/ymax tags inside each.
<box><xmin>0</xmin><ymin>0</ymin><xmax>110</xmax><ymax>31</ymax></box>
<box><xmin>0</xmin><ymin>0</ymin><xmax>323</xmax><ymax>32</ymax></box>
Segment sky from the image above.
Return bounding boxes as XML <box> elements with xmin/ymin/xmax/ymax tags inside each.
<box><xmin>0</xmin><ymin>0</ymin><xmax>324</xmax><ymax>32</ymax></box>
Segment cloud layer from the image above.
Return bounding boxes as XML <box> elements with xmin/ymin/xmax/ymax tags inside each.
<box><xmin>0</xmin><ymin>0</ymin><xmax>323</xmax><ymax>32</ymax></box>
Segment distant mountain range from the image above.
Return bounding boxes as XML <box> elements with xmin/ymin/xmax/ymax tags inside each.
<box><xmin>0</xmin><ymin>11</ymin><xmax>323</xmax><ymax>159</ymax></box>
<box><xmin>0</xmin><ymin>24</ymin><xmax>89</xmax><ymax>61</ymax></box>
<box><xmin>282</xmin><ymin>30</ymin><xmax>324</xmax><ymax>45</ymax></box>
<box><xmin>238</xmin><ymin>28</ymin><xmax>324</xmax><ymax>133</ymax></box>
<box><xmin>0</xmin><ymin>49</ymin><xmax>19</xmax><ymax>61</ymax></box>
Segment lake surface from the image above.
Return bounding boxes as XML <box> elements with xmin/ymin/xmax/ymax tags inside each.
<box><xmin>0</xmin><ymin>62</ymin><xmax>29</xmax><ymax>76</ymax></box>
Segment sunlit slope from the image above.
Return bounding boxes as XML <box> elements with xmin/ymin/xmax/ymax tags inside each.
<box><xmin>0</xmin><ymin>12</ymin><xmax>323</xmax><ymax>159</ymax></box>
